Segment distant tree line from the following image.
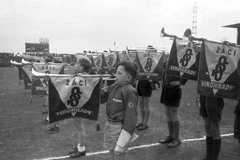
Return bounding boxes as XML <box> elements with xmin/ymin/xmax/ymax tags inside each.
<box><xmin>0</xmin><ymin>53</ymin><xmax>17</xmax><ymax>67</ymax></box>
<box><xmin>0</xmin><ymin>52</ymin><xmax>77</xmax><ymax>67</ymax></box>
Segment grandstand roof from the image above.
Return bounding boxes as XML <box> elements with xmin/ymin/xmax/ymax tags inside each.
<box><xmin>222</xmin><ymin>23</ymin><xmax>240</xmax><ymax>29</ymax></box>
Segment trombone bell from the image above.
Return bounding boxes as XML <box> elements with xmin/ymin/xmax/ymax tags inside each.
<box><xmin>160</xmin><ymin>27</ymin><xmax>178</xmax><ymax>39</ymax></box>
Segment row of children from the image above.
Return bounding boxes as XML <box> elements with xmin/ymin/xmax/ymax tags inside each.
<box><xmin>40</xmin><ymin>55</ymin><xmax>240</xmax><ymax>160</ymax></box>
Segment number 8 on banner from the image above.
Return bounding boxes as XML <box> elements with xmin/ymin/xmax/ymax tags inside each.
<box><xmin>67</xmin><ymin>87</ymin><xmax>82</xmax><ymax>107</ymax></box>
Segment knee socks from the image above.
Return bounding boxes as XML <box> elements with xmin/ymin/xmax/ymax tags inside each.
<box><xmin>212</xmin><ymin>139</ymin><xmax>221</xmax><ymax>160</ymax></box>
<box><xmin>205</xmin><ymin>136</ymin><xmax>213</xmax><ymax>160</ymax></box>
<box><xmin>172</xmin><ymin>120</ymin><xmax>180</xmax><ymax>140</ymax></box>
<box><xmin>167</xmin><ymin>120</ymin><xmax>173</xmax><ymax>137</ymax></box>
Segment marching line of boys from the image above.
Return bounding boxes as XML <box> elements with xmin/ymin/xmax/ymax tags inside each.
<box><xmin>39</xmin><ymin>55</ymin><xmax>239</xmax><ymax>160</ymax></box>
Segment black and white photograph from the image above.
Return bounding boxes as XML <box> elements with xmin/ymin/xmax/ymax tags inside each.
<box><xmin>1</xmin><ymin>0</ymin><xmax>240</xmax><ymax>160</ymax></box>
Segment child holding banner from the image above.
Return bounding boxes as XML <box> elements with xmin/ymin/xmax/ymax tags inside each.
<box><xmin>41</xmin><ymin>54</ymin><xmax>60</xmax><ymax>134</ymax></box>
<box><xmin>234</xmin><ymin>100</ymin><xmax>240</xmax><ymax>146</ymax></box>
<box><xmin>68</xmin><ymin>56</ymin><xmax>91</xmax><ymax>158</ymax></box>
<box><xmin>101</xmin><ymin>61</ymin><xmax>139</xmax><ymax>160</ymax></box>
<box><xmin>159</xmin><ymin>59</ymin><xmax>188</xmax><ymax>147</ymax></box>
<box><xmin>41</xmin><ymin>55</ymin><xmax>51</xmax><ymax>115</ymax></box>
<box><xmin>199</xmin><ymin>95</ymin><xmax>224</xmax><ymax>160</ymax></box>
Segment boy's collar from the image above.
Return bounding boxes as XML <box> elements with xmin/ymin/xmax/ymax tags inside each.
<box><xmin>115</xmin><ymin>82</ymin><xmax>131</xmax><ymax>87</ymax></box>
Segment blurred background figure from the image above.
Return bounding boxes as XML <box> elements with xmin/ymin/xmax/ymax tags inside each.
<box><xmin>136</xmin><ymin>80</ymin><xmax>153</xmax><ymax>130</ymax></box>
<box><xmin>234</xmin><ymin>100</ymin><xmax>240</xmax><ymax>146</ymax></box>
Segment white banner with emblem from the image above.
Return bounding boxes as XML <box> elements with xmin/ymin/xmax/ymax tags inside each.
<box><xmin>197</xmin><ymin>40</ymin><xmax>240</xmax><ymax>99</ymax></box>
<box><xmin>32</xmin><ymin>63</ymin><xmax>65</xmax><ymax>95</ymax></box>
<box><xmin>166</xmin><ymin>38</ymin><xmax>201</xmax><ymax>81</ymax></box>
<box><xmin>48</xmin><ymin>76</ymin><xmax>102</xmax><ymax>123</ymax></box>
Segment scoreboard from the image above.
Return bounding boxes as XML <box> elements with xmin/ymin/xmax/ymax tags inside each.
<box><xmin>25</xmin><ymin>43</ymin><xmax>49</xmax><ymax>54</ymax></box>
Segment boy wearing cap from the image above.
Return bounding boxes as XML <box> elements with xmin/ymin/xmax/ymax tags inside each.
<box><xmin>40</xmin><ymin>54</ymin><xmax>60</xmax><ymax>134</ymax></box>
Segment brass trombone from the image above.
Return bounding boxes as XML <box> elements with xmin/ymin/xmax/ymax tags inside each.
<box><xmin>160</xmin><ymin>27</ymin><xmax>192</xmax><ymax>40</ymax></box>
<box><xmin>222</xmin><ymin>40</ymin><xmax>236</xmax><ymax>46</ymax></box>
<box><xmin>190</xmin><ymin>35</ymin><xmax>238</xmax><ymax>47</ymax></box>
<box><xmin>160</xmin><ymin>27</ymin><xmax>180</xmax><ymax>39</ymax></box>
<box><xmin>189</xmin><ymin>35</ymin><xmax>205</xmax><ymax>42</ymax></box>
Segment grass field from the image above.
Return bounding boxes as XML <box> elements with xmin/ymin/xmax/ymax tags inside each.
<box><xmin>0</xmin><ymin>67</ymin><xmax>239</xmax><ymax>160</ymax></box>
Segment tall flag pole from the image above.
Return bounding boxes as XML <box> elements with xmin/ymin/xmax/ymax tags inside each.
<box><xmin>114</xmin><ymin>41</ymin><xmax>116</xmax><ymax>52</ymax></box>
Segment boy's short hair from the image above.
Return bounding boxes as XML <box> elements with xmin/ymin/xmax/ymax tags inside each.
<box><xmin>116</xmin><ymin>61</ymin><xmax>138</xmax><ymax>81</ymax></box>
<box><xmin>76</xmin><ymin>56</ymin><xmax>91</xmax><ymax>73</ymax></box>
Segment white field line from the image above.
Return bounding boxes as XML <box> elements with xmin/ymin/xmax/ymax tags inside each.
<box><xmin>0</xmin><ymin>91</ymin><xmax>24</xmax><ymax>96</ymax></box>
<box><xmin>33</xmin><ymin>133</ymin><xmax>233</xmax><ymax>160</ymax></box>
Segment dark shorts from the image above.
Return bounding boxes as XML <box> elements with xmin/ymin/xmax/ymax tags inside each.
<box><xmin>137</xmin><ymin>80</ymin><xmax>152</xmax><ymax>97</ymax></box>
<box><xmin>160</xmin><ymin>87</ymin><xmax>182</xmax><ymax>107</ymax></box>
<box><xmin>199</xmin><ymin>95</ymin><xmax>224</xmax><ymax>121</ymax></box>
<box><xmin>234</xmin><ymin>103</ymin><xmax>240</xmax><ymax>139</ymax></box>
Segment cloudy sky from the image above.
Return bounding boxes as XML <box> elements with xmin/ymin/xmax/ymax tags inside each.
<box><xmin>0</xmin><ymin>0</ymin><xmax>239</xmax><ymax>53</ymax></box>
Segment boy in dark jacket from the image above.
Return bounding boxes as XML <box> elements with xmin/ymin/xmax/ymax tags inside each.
<box><xmin>101</xmin><ymin>61</ymin><xmax>139</xmax><ymax>160</ymax></box>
